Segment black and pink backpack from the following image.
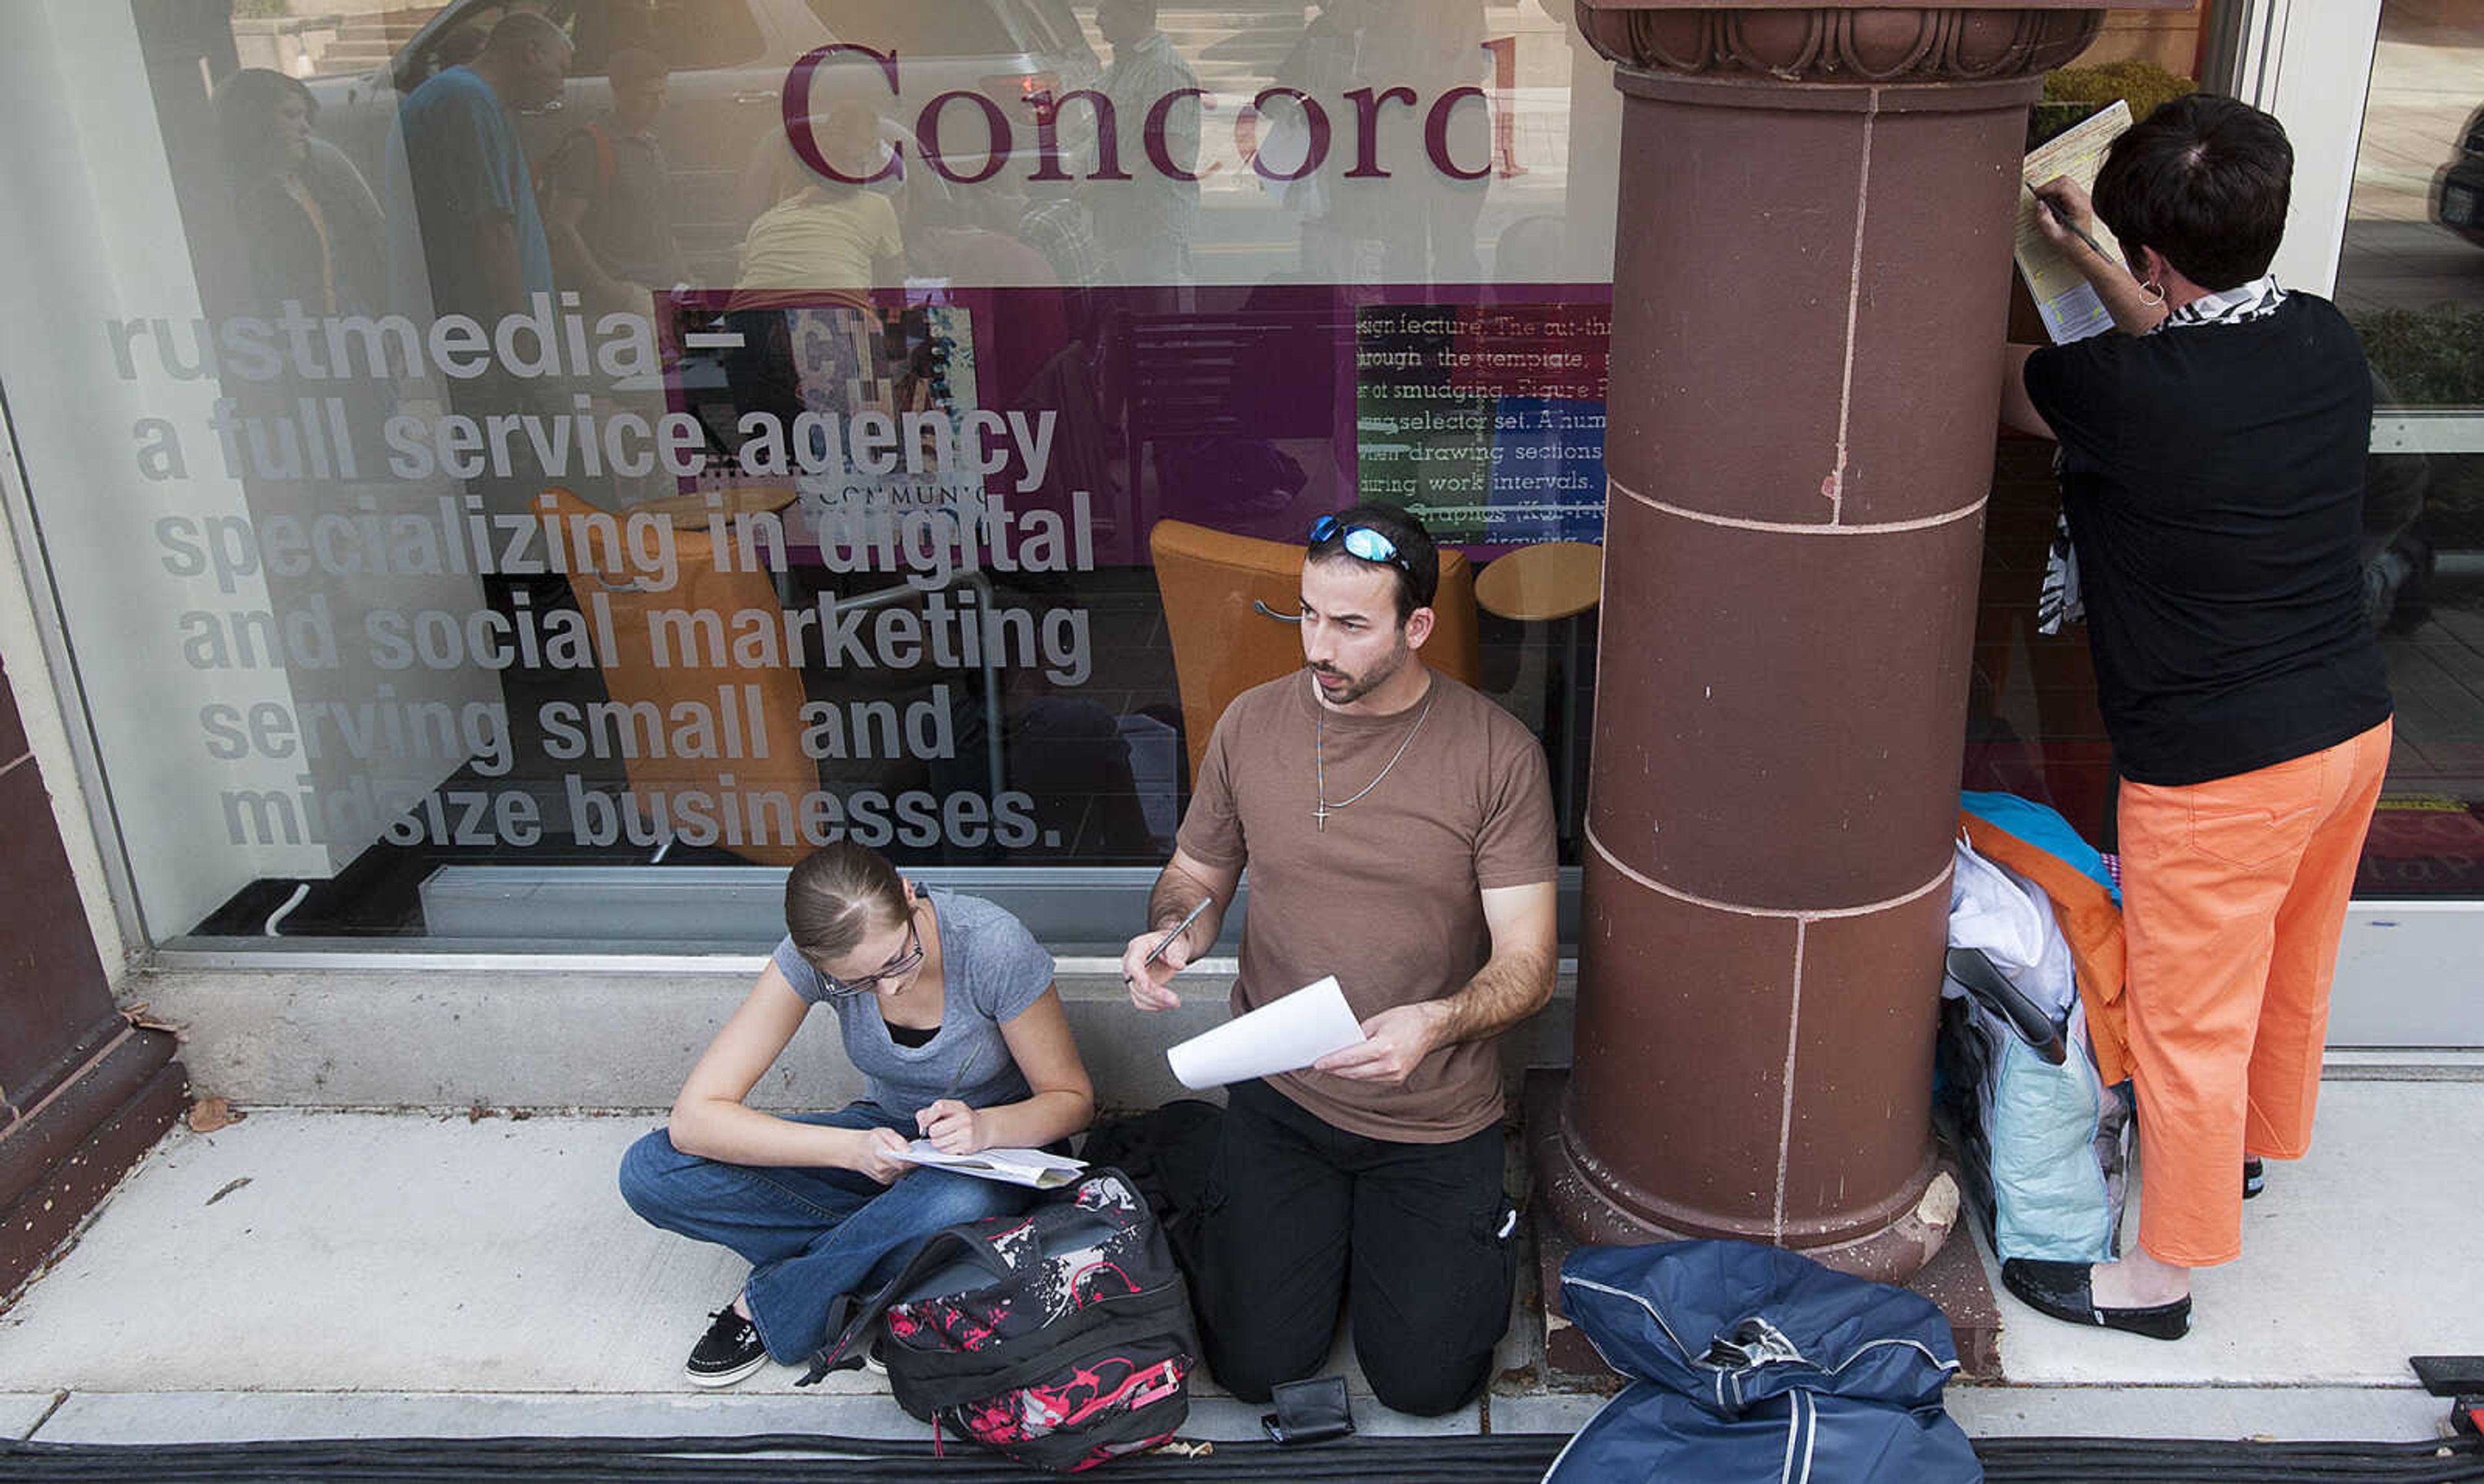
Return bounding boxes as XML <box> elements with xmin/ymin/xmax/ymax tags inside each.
<box><xmin>802</xmin><ymin>1168</ymin><xmax>1199</xmax><ymax>1472</ymax></box>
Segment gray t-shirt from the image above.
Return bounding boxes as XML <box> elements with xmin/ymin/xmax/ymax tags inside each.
<box><xmin>770</xmin><ymin>889</ymin><xmax>1054</xmax><ymax>1121</ymax></box>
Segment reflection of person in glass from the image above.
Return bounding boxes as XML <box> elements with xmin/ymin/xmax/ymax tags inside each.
<box><xmin>735</xmin><ymin>101</ymin><xmax>902</xmax><ymax>306</ymax></box>
<box><xmin>1090</xmin><ymin>0</ymin><xmax>1201</xmax><ymax>285</ymax></box>
<box><xmin>1997</xmin><ymin>96</ymin><xmax>2394</xmax><ymax>1340</ymax></box>
<box><xmin>1120</xmin><ymin>505</ymin><xmax>1555</xmax><ymax>1414</ymax></box>
<box><xmin>215</xmin><ymin>69</ymin><xmax>387</xmax><ymax>322</ymax></box>
<box><xmin>1017</xmin><ymin>180</ymin><xmax>1107</xmax><ymax>343</ymax></box>
<box><xmin>543</xmin><ymin>47</ymin><xmax>685</xmax><ymax>314</ymax></box>
<box><xmin>620</xmin><ymin>842</ymin><xmax>1096</xmax><ymax>1387</ymax></box>
<box><xmin>1358</xmin><ymin>0</ymin><xmax>1488</xmax><ymax>284</ymax></box>
<box><xmin>382</xmin><ymin>10</ymin><xmax>572</xmax><ymax>323</ymax></box>
<box><xmin>216</xmin><ymin>68</ymin><xmax>394</xmax><ymax>446</ymax></box>
<box><xmin>1265</xmin><ymin>0</ymin><xmax>1491</xmax><ymax>283</ymax></box>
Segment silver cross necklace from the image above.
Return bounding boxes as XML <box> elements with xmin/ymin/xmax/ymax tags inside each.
<box><xmin>1313</xmin><ymin>680</ymin><xmax>1437</xmax><ymax>831</ymax></box>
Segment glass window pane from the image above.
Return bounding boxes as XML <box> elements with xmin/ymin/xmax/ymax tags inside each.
<box><xmin>2335</xmin><ymin>0</ymin><xmax>2484</xmax><ymax>897</ymax></box>
<box><xmin>806</xmin><ymin>0</ymin><xmax>1026</xmax><ymax>56</ymax></box>
<box><xmin>7</xmin><ymin>2</ymin><xmax>1618</xmax><ymax>950</ymax></box>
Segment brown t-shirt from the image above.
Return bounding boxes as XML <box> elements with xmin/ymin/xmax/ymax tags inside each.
<box><xmin>1176</xmin><ymin>669</ymin><xmax>1556</xmax><ymax>1142</ymax></box>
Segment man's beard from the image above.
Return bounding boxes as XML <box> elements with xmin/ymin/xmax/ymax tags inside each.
<box><xmin>1308</xmin><ymin>636</ymin><xmax>1410</xmax><ymax>707</ymax></box>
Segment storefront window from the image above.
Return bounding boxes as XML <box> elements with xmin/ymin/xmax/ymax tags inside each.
<box><xmin>2335</xmin><ymin>0</ymin><xmax>2484</xmax><ymax>897</ymax></box>
<box><xmin>5</xmin><ymin>2</ymin><xmax>1615</xmax><ymax>952</ymax></box>
<box><xmin>24</xmin><ymin>5</ymin><xmax>2445</xmax><ymax>956</ymax></box>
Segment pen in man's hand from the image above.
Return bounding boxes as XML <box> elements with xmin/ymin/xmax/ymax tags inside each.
<box><xmin>2027</xmin><ymin>180</ymin><xmax>2109</xmax><ymax>261</ymax></box>
<box><xmin>1142</xmin><ymin>897</ymin><xmax>1212</xmax><ymax>969</ymax></box>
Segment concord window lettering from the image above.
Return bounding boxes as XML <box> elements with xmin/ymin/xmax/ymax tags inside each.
<box><xmin>781</xmin><ymin>42</ymin><xmax>1523</xmax><ymax>188</ymax></box>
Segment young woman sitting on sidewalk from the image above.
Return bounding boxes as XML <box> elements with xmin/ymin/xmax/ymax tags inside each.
<box><xmin>619</xmin><ymin>842</ymin><xmax>1095</xmax><ymax>1386</ymax></box>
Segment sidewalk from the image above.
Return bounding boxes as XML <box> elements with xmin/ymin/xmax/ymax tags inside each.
<box><xmin>2</xmin><ymin>1070</ymin><xmax>2478</xmax><ymax>1450</ymax></box>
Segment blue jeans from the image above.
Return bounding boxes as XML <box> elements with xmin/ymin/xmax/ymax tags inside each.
<box><xmin>618</xmin><ymin>1102</ymin><xmax>1034</xmax><ymax>1363</ymax></box>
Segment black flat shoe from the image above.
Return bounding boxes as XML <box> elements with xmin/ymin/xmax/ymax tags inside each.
<box><xmin>2243</xmin><ymin>1158</ymin><xmax>2265</xmax><ymax>1199</ymax></box>
<box><xmin>2000</xmin><ymin>1258</ymin><xmax>2192</xmax><ymax>1340</ymax></box>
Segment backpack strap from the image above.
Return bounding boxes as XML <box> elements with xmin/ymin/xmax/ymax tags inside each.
<box><xmin>796</xmin><ymin>1170</ymin><xmax>1146</xmax><ymax>1385</ymax></box>
<box><xmin>799</xmin><ymin>1212</ymin><xmax>1036</xmax><ymax>1384</ymax></box>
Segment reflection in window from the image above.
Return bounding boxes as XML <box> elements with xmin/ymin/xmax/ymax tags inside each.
<box><xmin>2334</xmin><ymin>0</ymin><xmax>2484</xmax><ymax>896</ymax></box>
<box><xmin>67</xmin><ymin>3</ymin><xmax>1610</xmax><ymax>948</ymax></box>
<box><xmin>807</xmin><ymin>0</ymin><xmax>1029</xmax><ymax>56</ymax></box>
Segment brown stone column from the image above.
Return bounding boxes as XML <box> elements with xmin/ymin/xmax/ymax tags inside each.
<box><xmin>1539</xmin><ymin>3</ymin><xmax>2143</xmax><ymax>1281</ymax></box>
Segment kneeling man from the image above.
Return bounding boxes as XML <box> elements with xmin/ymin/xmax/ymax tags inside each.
<box><xmin>1123</xmin><ymin>503</ymin><xmax>1556</xmax><ymax>1415</ymax></box>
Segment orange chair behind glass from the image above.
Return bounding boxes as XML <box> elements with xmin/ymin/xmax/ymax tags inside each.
<box><xmin>1148</xmin><ymin>518</ymin><xmax>1480</xmax><ymax>788</ymax></box>
<box><xmin>542</xmin><ymin>486</ymin><xmax>816</xmax><ymax>866</ymax></box>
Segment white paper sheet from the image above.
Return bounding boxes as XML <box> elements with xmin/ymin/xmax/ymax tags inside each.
<box><xmin>897</xmin><ymin>1142</ymin><xmax>1086</xmax><ymax>1190</ymax></box>
<box><xmin>1167</xmin><ymin>975</ymin><xmax>1368</xmax><ymax>1090</ymax></box>
<box><xmin>2014</xmin><ymin>101</ymin><xmax>2135</xmax><ymax>345</ymax></box>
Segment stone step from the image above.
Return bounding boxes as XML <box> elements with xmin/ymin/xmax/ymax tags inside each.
<box><xmin>315</xmin><ymin>47</ymin><xmax>397</xmax><ymax>72</ymax></box>
<box><xmin>312</xmin><ymin>5</ymin><xmax>442</xmax><ymax>73</ymax></box>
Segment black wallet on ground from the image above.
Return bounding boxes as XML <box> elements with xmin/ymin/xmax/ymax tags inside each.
<box><xmin>1262</xmin><ymin>1375</ymin><xmax>1354</xmax><ymax>1445</ymax></box>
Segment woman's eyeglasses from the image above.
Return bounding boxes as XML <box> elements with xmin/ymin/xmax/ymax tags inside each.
<box><xmin>1309</xmin><ymin>514</ymin><xmax>1411</xmax><ymax>574</ymax></box>
<box><xmin>819</xmin><ymin>916</ymin><xmax>924</xmax><ymax>998</ymax></box>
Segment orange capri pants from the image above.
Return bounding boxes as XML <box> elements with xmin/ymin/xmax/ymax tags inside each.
<box><xmin>2115</xmin><ymin>717</ymin><xmax>2391</xmax><ymax>1267</ymax></box>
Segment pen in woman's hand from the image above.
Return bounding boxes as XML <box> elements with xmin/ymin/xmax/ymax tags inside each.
<box><xmin>2027</xmin><ymin>180</ymin><xmax>2109</xmax><ymax>262</ymax></box>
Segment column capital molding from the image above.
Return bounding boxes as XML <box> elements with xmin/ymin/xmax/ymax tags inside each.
<box><xmin>1573</xmin><ymin>4</ymin><xmax>2113</xmax><ymax>84</ymax></box>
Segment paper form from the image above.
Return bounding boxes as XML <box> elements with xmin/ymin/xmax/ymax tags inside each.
<box><xmin>2015</xmin><ymin>101</ymin><xmax>2135</xmax><ymax>345</ymax></box>
<box><xmin>1166</xmin><ymin>976</ymin><xmax>1368</xmax><ymax>1090</ymax></box>
<box><xmin>897</xmin><ymin>1142</ymin><xmax>1087</xmax><ymax>1190</ymax></box>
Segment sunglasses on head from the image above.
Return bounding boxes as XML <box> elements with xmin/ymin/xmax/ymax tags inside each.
<box><xmin>818</xmin><ymin>911</ymin><xmax>924</xmax><ymax>998</ymax></box>
<box><xmin>1308</xmin><ymin>514</ymin><xmax>1411</xmax><ymax>575</ymax></box>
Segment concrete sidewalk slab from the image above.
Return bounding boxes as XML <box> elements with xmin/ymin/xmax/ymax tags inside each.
<box><xmin>28</xmin><ymin>1391</ymin><xmax>919</xmax><ymax>1445</ymax></box>
<box><xmin>1486</xmin><ymin>1393</ymin><xmax>1604</xmax><ymax>1435</ymax></box>
<box><xmin>0</xmin><ymin>1109</ymin><xmax>1506</xmax><ymax>1429</ymax></box>
<box><xmin>21</xmin><ymin>1391</ymin><xmax>1483</xmax><ymax>1447</ymax></box>
<box><xmin>6</xmin><ymin>1083</ymin><xmax>2476</xmax><ymax>1450</ymax></box>
<box><xmin>1485</xmin><ymin>1384</ymin><xmax>2454</xmax><ymax>1442</ymax></box>
<box><xmin>1947</xmin><ymin>1383</ymin><xmax>2451</xmax><ymax>1440</ymax></box>
<box><xmin>25</xmin><ymin>1384</ymin><xmax>2450</xmax><ymax>1446</ymax></box>
<box><xmin>0</xmin><ymin>1111</ymin><xmax>849</xmax><ymax>1395</ymax></box>
<box><xmin>1</xmin><ymin>1395</ymin><xmax>56</xmax><ymax>1441</ymax></box>
<box><xmin>1988</xmin><ymin>1082</ymin><xmax>2484</xmax><ymax>1386</ymax></box>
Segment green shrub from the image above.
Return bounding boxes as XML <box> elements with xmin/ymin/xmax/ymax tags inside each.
<box><xmin>2031</xmin><ymin>60</ymin><xmax>2199</xmax><ymax>147</ymax></box>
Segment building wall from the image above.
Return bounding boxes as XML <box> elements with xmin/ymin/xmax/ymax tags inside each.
<box><xmin>2076</xmin><ymin>1</ymin><xmax>2209</xmax><ymax>73</ymax></box>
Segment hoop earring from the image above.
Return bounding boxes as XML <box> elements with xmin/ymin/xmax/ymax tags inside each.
<box><xmin>2139</xmin><ymin>279</ymin><xmax>2166</xmax><ymax>308</ymax></box>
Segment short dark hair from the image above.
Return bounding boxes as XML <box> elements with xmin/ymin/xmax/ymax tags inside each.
<box><xmin>2093</xmin><ymin>93</ymin><xmax>2292</xmax><ymax>292</ymax></box>
<box><xmin>1307</xmin><ymin>501</ymin><xmax>1439</xmax><ymax>623</ymax></box>
<box><xmin>215</xmin><ymin>69</ymin><xmax>318</xmax><ymax>181</ymax></box>
<box><xmin>784</xmin><ymin>842</ymin><xmax>908</xmax><ymax>963</ymax></box>
<box><xmin>486</xmin><ymin>9</ymin><xmax>572</xmax><ymax>60</ymax></box>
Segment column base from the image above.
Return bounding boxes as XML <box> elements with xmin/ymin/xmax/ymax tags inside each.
<box><xmin>1525</xmin><ymin>1067</ymin><xmax>1961</xmax><ymax>1287</ymax></box>
<box><xmin>1523</xmin><ymin>1069</ymin><xmax>1998</xmax><ymax>1382</ymax></box>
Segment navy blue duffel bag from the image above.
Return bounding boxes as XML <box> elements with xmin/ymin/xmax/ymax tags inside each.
<box><xmin>1545</xmin><ymin>1239</ymin><xmax>1981</xmax><ymax>1484</ymax></box>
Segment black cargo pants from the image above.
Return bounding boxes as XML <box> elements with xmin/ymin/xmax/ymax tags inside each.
<box><xmin>1193</xmin><ymin>1077</ymin><xmax>1516</xmax><ymax>1417</ymax></box>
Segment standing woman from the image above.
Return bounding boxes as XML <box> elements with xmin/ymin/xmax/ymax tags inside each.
<box><xmin>1998</xmin><ymin>94</ymin><xmax>2393</xmax><ymax>1338</ymax></box>
<box><xmin>215</xmin><ymin>69</ymin><xmax>387</xmax><ymax>322</ymax></box>
<box><xmin>215</xmin><ymin>69</ymin><xmax>393</xmax><ymax>444</ymax></box>
<box><xmin>620</xmin><ymin>844</ymin><xmax>1095</xmax><ymax>1385</ymax></box>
